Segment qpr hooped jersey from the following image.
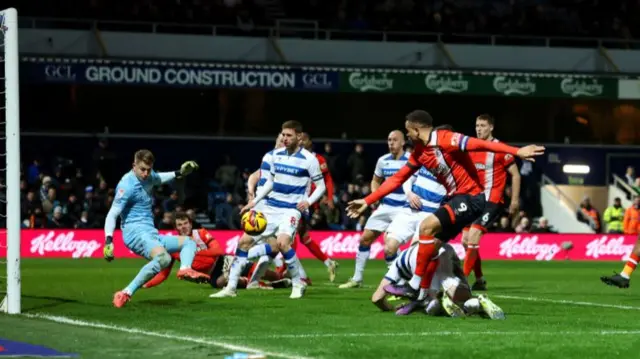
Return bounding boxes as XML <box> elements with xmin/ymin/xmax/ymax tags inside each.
<box><xmin>407</xmin><ymin>167</ymin><xmax>447</xmax><ymax>213</ymax></box>
<box><xmin>265</xmin><ymin>147</ymin><xmax>322</xmax><ymax>209</ymax></box>
<box><xmin>257</xmin><ymin>149</ymin><xmax>276</xmax><ymax>201</ymax></box>
<box><xmin>374</xmin><ymin>152</ymin><xmax>412</xmax><ymax>207</ymax></box>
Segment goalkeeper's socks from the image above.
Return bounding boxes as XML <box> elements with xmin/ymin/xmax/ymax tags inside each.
<box><xmin>352</xmin><ymin>245</ymin><xmax>370</xmax><ymax>282</ymax></box>
<box><xmin>124</xmin><ymin>256</ymin><xmax>162</xmax><ymax>296</ymax></box>
<box><xmin>248</xmin><ymin>244</ymin><xmax>273</xmax><ymax>259</ymax></box>
<box><xmin>621</xmin><ymin>253</ymin><xmax>640</xmax><ymax>279</ymax></box>
<box><xmin>179</xmin><ymin>238</ymin><xmax>197</xmax><ymax>269</ymax></box>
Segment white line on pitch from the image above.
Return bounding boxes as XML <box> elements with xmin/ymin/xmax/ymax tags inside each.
<box><xmin>24</xmin><ymin>313</ymin><xmax>313</xmax><ymax>359</ymax></box>
<box><xmin>217</xmin><ymin>330</ymin><xmax>640</xmax><ymax>340</ymax></box>
<box><xmin>493</xmin><ymin>294</ymin><xmax>640</xmax><ymax>311</ymax></box>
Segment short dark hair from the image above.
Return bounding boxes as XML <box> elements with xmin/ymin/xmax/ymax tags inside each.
<box><xmin>477</xmin><ymin>114</ymin><xmax>495</xmax><ymax>125</ymax></box>
<box><xmin>134</xmin><ymin>149</ymin><xmax>155</xmax><ymax>165</ymax></box>
<box><xmin>174</xmin><ymin>211</ymin><xmax>191</xmax><ymax>223</ymax></box>
<box><xmin>435</xmin><ymin>124</ymin><xmax>454</xmax><ymax>131</ymax></box>
<box><xmin>615</xmin><ymin>197</ymin><xmax>621</xmax><ymax>202</ymax></box>
<box><xmin>282</xmin><ymin>120</ymin><xmax>303</xmax><ymax>133</ymax></box>
<box><xmin>406</xmin><ymin>110</ymin><xmax>433</xmax><ymax>127</ymax></box>
<box><xmin>301</xmin><ymin>132</ymin><xmax>311</xmax><ymax>140</ymax></box>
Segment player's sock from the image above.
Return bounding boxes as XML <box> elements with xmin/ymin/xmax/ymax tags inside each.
<box><xmin>463</xmin><ymin>298</ymin><xmax>481</xmax><ymax>314</ymax></box>
<box><xmin>384</xmin><ymin>252</ymin><xmax>398</xmax><ymax>268</ymax></box>
<box><xmin>178</xmin><ymin>238</ymin><xmax>197</xmax><ymax>269</ymax></box>
<box><xmin>474</xmin><ymin>254</ymin><xmax>484</xmax><ymax>281</ymax></box>
<box><xmin>248</xmin><ymin>243</ymin><xmax>273</xmax><ymax>259</ymax></box>
<box><xmin>273</xmin><ymin>255</ymin><xmax>284</xmax><ymax>268</ymax></box>
<box><xmin>621</xmin><ymin>253</ymin><xmax>640</xmax><ymax>279</ymax></box>
<box><xmin>417</xmin><ymin>259</ymin><xmax>440</xmax><ymax>300</ymax></box>
<box><xmin>463</xmin><ymin>246</ymin><xmax>479</xmax><ymax>277</ymax></box>
<box><xmin>226</xmin><ymin>250</ymin><xmax>248</xmax><ymax>291</ymax></box>
<box><xmin>283</xmin><ymin>249</ymin><xmax>302</xmax><ymax>284</ymax></box>
<box><xmin>302</xmin><ymin>237</ymin><xmax>329</xmax><ymax>263</ymax></box>
<box><xmin>249</xmin><ymin>256</ymin><xmax>271</xmax><ymax>283</ymax></box>
<box><xmin>352</xmin><ymin>245</ymin><xmax>370</xmax><ymax>282</ymax></box>
<box><xmin>410</xmin><ymin>236</ymin><xmax>437</xmax><ymax>290</ymax></box>
<box><xmin>124</xmin><ymin>256</ymin><xmax>162</xmax><ymax>296</ymax></box>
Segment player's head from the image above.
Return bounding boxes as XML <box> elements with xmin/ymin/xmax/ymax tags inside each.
<box><xmin>274</xmin><ymin>133</ymin><xmax>285</xmax><ymax>149</ymax></box>
<box><xmin>387</xmin><ymin>130</ymin><xmax>405</xmax><ymax>155</ymax></box>
<box><xmin>435</xmin><ymin>124</ymin><xmax>454</xmax><ymax>131</ymax></box>
<box><xmin>405</xmin><ymin>110</ymin><xmax>434</xmax><ymax>142</ymax></box>
<box><xmin>281</xmin><ymin>120</ymin><xmax>303</xmax><ymax>151</ymax></box>
<box><xmin>174</xmin><ymin>211</ymin><xmax>193</xmax><ymax>236</ymax></box>
<box><xmin>475</xmin><ymin>114</ymin><xmax>495</xmax><ymax>140</ymax></box>
<box><xmin>132</xmin><ymin>149</ymin><xmax>154</xmax><ymax>181</ymax></box>
<box><xmin>300</xmin><ymin>132</ymin><xmax>313</xmax><ymax>151</ymax></box>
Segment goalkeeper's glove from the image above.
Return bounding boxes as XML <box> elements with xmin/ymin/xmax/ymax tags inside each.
<box><xmin>104</xmin><ymin>236</ymin><xmax>115</xmax><ymax>262</ymax></box>
<box><xmin>176</xmin><ymin>161</ymin><xmax>199</xmax><ymax>178</ymax></box>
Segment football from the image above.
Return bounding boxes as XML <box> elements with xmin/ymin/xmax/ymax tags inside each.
<box><xmin>241</xmin><ymin>210</ymin><xmax>267</xmax><ymax>236</ymax></box>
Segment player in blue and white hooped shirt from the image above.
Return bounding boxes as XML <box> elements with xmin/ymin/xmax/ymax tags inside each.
<box><xmin>211</xmin><ymin>121</ymin><xmax>325</xmax><ymax>299</ymax></box>
<box><xmin>340</xmin><ymin>130</ymin><xmax>414</xmax><ymax>289</ymax></box>
<box><xmin>384</xmin><ymin>167</ymin><xmax>447</xmax><ymax>266</ymax></box>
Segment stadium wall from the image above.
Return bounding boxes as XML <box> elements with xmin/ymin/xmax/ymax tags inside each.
<box><xmin>0</xmin><ymin>229</ymin><xmax>632</xmax><ymax>262</ymax></box>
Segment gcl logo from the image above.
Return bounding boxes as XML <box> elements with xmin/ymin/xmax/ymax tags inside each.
<box><xmin>44</xmin><ymin>65</ymin><xmax>76</xmax><ymax>81</ymax></box>
<box><xmin>302</xmin><ymin>73</ymin><xmax>333</xmax><ymax>89</ymax></box>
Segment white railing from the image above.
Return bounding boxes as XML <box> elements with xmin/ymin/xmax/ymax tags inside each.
<box><xmin>18</xmin><ymin>17</ymin><xmax>640</xmax><ymax>48</ymax></box>
<box><xmin>541</xmin><ymin>174</ymin><xmax>597</xmax><ymax>231</ymax></box>
<box><xmin>612</xmin><ymin>174</ymin><xmax>637</xmax><ymax>200</ymax></box>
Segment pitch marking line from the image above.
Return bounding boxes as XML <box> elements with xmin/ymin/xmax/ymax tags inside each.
<box><xmin>493</xmin><ymin>294</ymin><xmax>640</xmax><ymax>311</ymax></box>
<box><xmin>24</xmin><ymin>313</ymin><xmax>313</xmax><ymax>359</ymax></box>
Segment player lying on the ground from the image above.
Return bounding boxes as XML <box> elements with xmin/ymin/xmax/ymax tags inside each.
<box><xmin>143</xmin><ymin>212</ymin><xmax>291</xmax><ymax>290</ymax></box>
<box><xmin>601</xmin><ymin>232</ymin><xmax>640</xmax><ymax>288</ymax></box>
<box><xmin>103</xmin><ymin>150</ymin><xmax>206</xmax><ymax>308</ymax></box>
<box><xmin>371</xmin><ymin>243</ymin><xmax>505</xmax><ymax>319</ymax></box>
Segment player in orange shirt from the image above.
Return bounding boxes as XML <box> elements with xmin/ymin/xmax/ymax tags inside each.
<box><xmin>461</xmin><ymin>114</ymin><xmax>521</xmax><ymax>291</ymax></box>
<box><xmin>143</xmin><ymin>212</ymin><xmax>289</xmax><ymax>290</ymax></box>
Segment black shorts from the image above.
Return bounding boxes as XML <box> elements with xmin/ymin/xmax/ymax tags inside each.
<box><xmin>434</xmin><ymin>193</ymin><xmax>486</xmax><ymax>242</ymax></box>
<box><xmin>209</xmin><ymin>255</ymin><xmax>252</xmax><ymax>288</ymax></box>
<box><xmin>466</xmin><ymin>201</ymin><xmax>503</xmax><ymax>233</ymax></box>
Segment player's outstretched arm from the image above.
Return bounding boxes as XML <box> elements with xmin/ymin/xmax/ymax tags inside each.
<box><xmin>103</xmin><ymin>185</ymin><xmax>131</xmax><ymax>262</ymax></box>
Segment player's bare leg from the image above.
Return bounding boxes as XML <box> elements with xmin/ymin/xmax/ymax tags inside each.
<box><xmin>384</xmin><ymin>215</ymin><xmax>442</xmax><ymax>300</ymax></box>
<box><xmin>298</xmin><ymin>222</ymin><xmax>338</xmax><ymax>282</ymax></box>
<box><xmin>601</xmin><ymin>236</ymin><xmax>640</xmax><ymax>288</ymax></box>
<box><xmin>383</xmin><ymin>235</ymin><xmax>401</xmax><ymax>267</ymax></box>
<box><xmin>339</xmin><ymin>229</ymin><xmax>380</xmax><ymax>288</ymax></box>
<box><xmin>463</xmin><ymin>226</ymin><xmax>486</xmax><ymax>290</ymax></box>
<box><xmin>276</xmin><ymin>234</ymin><xmax>307</xmax><ymax>299</ymax></box>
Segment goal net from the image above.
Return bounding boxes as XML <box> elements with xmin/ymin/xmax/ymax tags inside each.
<box><xmin>0</xmin><ymin>7</ymin><xmax>21</xmax><ymax>315</ymax></box>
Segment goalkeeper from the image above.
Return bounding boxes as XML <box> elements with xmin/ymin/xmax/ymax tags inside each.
<box><xmin>103</xmin><ymin>150</ymin><xmax>206</xmax><ymax>308</ymax></box>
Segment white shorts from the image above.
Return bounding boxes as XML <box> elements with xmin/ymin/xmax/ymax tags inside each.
<box><xmin>364</xmin><ymin>205</ymin><xmax>409</xmax><ymax>233</ymax></box>
<box><xmin>386</xmin><ymin>211</ymin><xmax>433</xmax><ymax>245</ymax></box>
<box><xmin>251</xmin><ymin>205</ymin><xmax>301</xmax><ymax>244</ymax></box>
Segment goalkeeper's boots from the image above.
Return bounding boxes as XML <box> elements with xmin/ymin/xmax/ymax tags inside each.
<box><xmin>442</xmin><ymin>293</ymin><xmax>466</xmax><ymax>318</ymax></box>
<box><xmin>338</xmin><ymin>279</ymin><xmax>362</xmax><ymax>289</ymax></box>
<box><xmin>209</xmin><ymin>286</ymin><xmax>237</xmax><ymax>298</ymax></box>
<box><xmin>600</xmin><ymin>272</ymin><xmax>630</xmax><ymax>288</ymax></box>
<box><xmin>177</xmin><ymin>268</ymin><xmax>210</xmax><ymax>284</ymax></box>
<box><xmin>478</xmin><ymin>294</ymin><xmax>505</xmax><ymax>320</ymax></box>
<box><xmin>113</xmin><ymin>291</ymin><xmax>131</xmax><ymax>308</ymax></box>
<box><xmin>383</xmin><ymin>283</ymin><xmax>419</xmax><ymax>300</ymax></box>
<box><xmin>327</xmin><ymin>260</ymin><xmax>339</xmax><ymax>283</ymax></box>
<box><xmin>472</xmin><ymin>279</ymin><xmax>487</xmax><ymax>291</ymax></box>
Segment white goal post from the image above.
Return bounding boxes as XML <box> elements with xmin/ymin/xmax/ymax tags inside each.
<box><xmin>0</xmin><ymin>7</ymin><xmax>21</xmax><ymax>315</ymax></box>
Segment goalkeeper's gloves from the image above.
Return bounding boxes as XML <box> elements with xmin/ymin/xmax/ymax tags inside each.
<box><xmin>104</xmin><ymin>236</ymin><xmax>115</xmax><ymax>262</ymax></box>
<box><xmin>176</xmin><ymin>161</ymin><xmax>199</xmax><ymax>178</ymax></box>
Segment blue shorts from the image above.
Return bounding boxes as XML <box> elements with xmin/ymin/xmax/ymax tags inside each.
<box><xmin>123</xmin><ymin>226</ymin><xmax>182</xmax><ymax>259</ymax></box>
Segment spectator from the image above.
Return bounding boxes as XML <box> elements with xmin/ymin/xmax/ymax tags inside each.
<box><xmin>604</xmin><ymin>197</ymin><xmax>625</xmax><ymax>234</ymax></box>
<box><xmin>75</xmin><ymin>210</ymin><xmax>94</xmax><ymax>229</ymax></box>
<box><xmin>42</xmin><ymin>187</ymin><xmax>59</xmax><ymax>215</ymax></box>
<box><xmin>163</xmin><ymin>190</ymin><xmax>180</xmax><ymax>213</ymax></box>
<box><xmin>158</xmin><ymin>211</ymin><xmax>174</xmax><ymax>230</ymax></box>
<box><xmin>530</xmin><ymin>217</ymin><xmax>557</xmax><ymax>233</ymax></box>
<box><xmin>323</xmin><ymin>143</ymin><xmax>341</xmax><ymax>183</ymax></box>
<box><xmin>347</xmin><ymin>143</ymin><xmax>367</xmax><ymax>183</ymax></box>
<box><xmin>64</xmin><ymin>193</ymin><xmax>83</xmax><ymax>222</ymax></box>
<box><xmin>626</xmin><ymin>166</ymin><xmax>636</xmax><ymax>186</ymax></box>
<box><xmin>46</xmin><ymin>206</ymin><xmax>70</xmax><ymax>228</ymax></box>
<box><xmin>577</xmin><ymin>196</ymin><xmax>601</xmax><ymax>233</ymax></box>
<box><xmin>624</xmin><ymin>196</ymin><xmax>640</xmax><ymax>235</ymax></box>
<box><xmin>515</xmin><ymin>217</ymin><xmax>531</xmax><ymax>233</ymax></box>
<box><xmin>493</xmin><ymin>216</ymin><xmax>512</xmax><ymax>232</ymax></box>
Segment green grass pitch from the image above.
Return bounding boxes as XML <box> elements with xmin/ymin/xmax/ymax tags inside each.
<box><xmin>1</xmin><ymin>259</ymin><xmax>640</xmax><ymax>359</ymax></box>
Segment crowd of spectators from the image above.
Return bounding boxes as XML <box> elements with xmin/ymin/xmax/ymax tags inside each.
<box><xmin>19</xmin><ymin>0</ymin><xmax>640</xmax><ymax>43</ymax></box>
<box><xmin>19</xmin><ymin>137</ymin><xmax>542</xmax><ymax>234</ymax></box>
